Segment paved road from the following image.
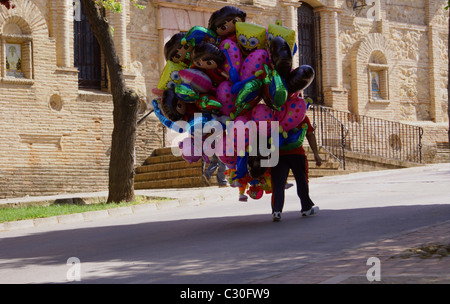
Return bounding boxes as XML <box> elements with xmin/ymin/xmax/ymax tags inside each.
<box><xmin>0</xmin><ymin>164</ymin><xmax>449</xmax><ymax>284</ymax></box>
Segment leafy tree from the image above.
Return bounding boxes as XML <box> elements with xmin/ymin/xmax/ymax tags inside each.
<box><xmin>80</xmin><ymin>0</ymin><xmax>145</xmax><ymax>203</ymax></box>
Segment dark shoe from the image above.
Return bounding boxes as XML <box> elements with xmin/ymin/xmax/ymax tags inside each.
<box><xmin>218</xmin><ymin>184</ymin><xmax>229</xmax><ymax>188</ymax></box>
<box><xmin>238</xmin><ymin>194</ymin><xmax>248</xmax><ymax>202</ymax></box>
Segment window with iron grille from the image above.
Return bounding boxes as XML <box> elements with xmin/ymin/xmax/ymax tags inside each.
<box><xmin>297</xmin><ymin>2</ymin><xmax>323</xmax><ymax>104</ymax></box>
<box><xmin>73</xmin><ymin>0</ymin><xmax>107</xmax><ymax>90</ymax></box>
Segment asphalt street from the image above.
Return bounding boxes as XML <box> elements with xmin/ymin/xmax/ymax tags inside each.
<box><xmin>0</xmin><ymin>164</ymin><xmax>449</xmax><ymax>284</ymax></box>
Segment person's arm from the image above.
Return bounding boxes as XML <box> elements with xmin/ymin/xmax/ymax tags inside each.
<box><xmin>306</xmin><ymin>132</ymin><xmax>322</xmax><ymax>167</ymax></box>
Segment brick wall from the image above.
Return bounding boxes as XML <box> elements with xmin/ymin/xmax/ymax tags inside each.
<box><xmin>0</xmin><ymin>0</ymin><xmax>448</xmax><ymax>199</ymax></box>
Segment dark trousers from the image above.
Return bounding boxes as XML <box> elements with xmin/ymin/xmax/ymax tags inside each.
<box><xmin>271</xmin><ymin>154</ymin><xmax>314</xmax><ymax>213</ymax></box>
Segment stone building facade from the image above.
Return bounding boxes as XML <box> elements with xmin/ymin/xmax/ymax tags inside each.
<box><xmin>0</xmin><ymin>0</ymin><xmax>448</xmax><ymax>198</ymax></box>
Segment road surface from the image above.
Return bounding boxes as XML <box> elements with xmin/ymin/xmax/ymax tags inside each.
<box><xmin>0</xmin><ymin>164</ymin><xmax>449</xmax><ymax>284</ymax></box>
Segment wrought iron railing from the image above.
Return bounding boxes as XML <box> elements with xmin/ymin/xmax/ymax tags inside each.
<box><xmin>137</xmin><ymin>109</ymin><xmax>154</xmax><ymax>126</ymax></box>
<box><xmin>309</xmin><ymin>105</ymin><xmax>349</xmax><ymax>169</ymax></box>
<box><xmin>308</xmin><ymin>105</ymin><xmax>424</xmax><ymax>168</ymax></box>
<box><xmin>139</xmin><ymin>103</ymin><xmax>424</xmax><ymax>167</ymax></box>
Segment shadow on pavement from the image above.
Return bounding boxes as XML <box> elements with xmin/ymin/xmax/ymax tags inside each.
<box><xmin>1</xmin><ymin>203</ymin><xmax>449</xmax><ymax>284</ymax></box>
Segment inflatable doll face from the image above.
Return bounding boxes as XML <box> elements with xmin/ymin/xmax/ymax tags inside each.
<box><xmin>216</xmin><ymin>16</ymin><xmax>244</xmax><ymax>36</ymax></box>
<box><xmin>208</xmin><ymin>5</ymin><xmax>247</xmax><ymax>37</ymax></box>
<box><xmin>164</xmin><ymin>32</ymin><xmax>192</xmax><ymax>65</ymax></box>
<box><xmin>235</xmin><ymin>22</ymin><xmax>266</xmax><ymax>55</ymax></box>
<box><xmin>193</xmin><ymin>58</ymin><xmax>219</xmax><ymax>69</ymax></box>
<box><xmin>191</xmin><ymin>43</ymin><xmax>226</xmax><ymax>70</ymax></box>
<box><xmin>176</xmin><ymin>99</ymin><xmax>187</xmax><ymax>115</ymax></box>
<box><xmin>172</xmin><ymin>44</ymin><xmax>193</xmax><ymax>64</ymax></box>
<box><xmin>161</xmin><ymin>89</ymin><xmax>186</xmax><ymax>121</ymax></box>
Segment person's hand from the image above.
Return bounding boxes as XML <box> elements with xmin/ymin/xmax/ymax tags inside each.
<box><xmin>314</xmin><ymin>153</ymin><xmax>322</xmax><ymax>167</ymax></box>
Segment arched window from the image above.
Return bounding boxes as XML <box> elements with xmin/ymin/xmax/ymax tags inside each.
<box><xmin>368</xmin><ymin>50</ymin><xmax>389</xmax><ymax>102</ymax></box>
<box><xmin>1</xmin><ymin>17</ymin><xmax>34</xmax><ymax>84</ymax></box>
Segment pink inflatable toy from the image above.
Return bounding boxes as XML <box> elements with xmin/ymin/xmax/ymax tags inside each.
<box><xmin>179</xmin><ymin>69</ymin><xmax>213</xmax><ymax>93</ymax></box>
<box><xmin>275</xmin><ymin>93</ymin><xmax>307</xmax><ymax>138</ymax></box>
<box><xmin>219</xmin><ymin>39</ymin><xmax>242</xmax><ymax>82</ymax></box>
<box><xmin>216</xmin><ymin>80</ymin><xmax>236</xmax><ymax>116</ymax></box>
<box><xmin>239</xmin><ymin>49</ymin><xmax>269</xmax><ymax>81</ymax></box>
<box><xmin>217</xmin><ymin>134</ymin><xmax>238</xmax><ymax>168</ymax></box>
<box><xmin>231</xmin><ymin>114</ymin><xmax>253</xmax><ymax>156</ymax></box>
<box><xmin>251</xmin><ymin>103</ymin><xmax>275</xmax><ymax>138</ymax></box>
<box><xmin>179</xmin><ymin>137</ymin><xmax>202</xmax><ymax>164</ymax></box>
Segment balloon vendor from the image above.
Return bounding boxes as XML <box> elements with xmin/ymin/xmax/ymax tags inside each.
<box><xmin>151</xmin><ymin>5</ymin><xmax>318</xmax><ymax>206</ymax></box>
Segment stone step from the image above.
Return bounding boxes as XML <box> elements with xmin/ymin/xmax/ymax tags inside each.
<box><xmin>135</xmin><ymin>167</ymin><xmax>202</xmax><ymax>182</ymax></box>
<box><xmin>135</xmin><ymin>176</ymin><xmax>206</xmax><ymax>190</ymax></box>
<box><xmin>143</xmin><ymin>153</ymin><xmax>184</xmax><ymax>165</ymax></box>
<box><xmin>135</xmin><ymin>146</ymin><xmax>345</xmax><ymax>189</ymax></box>
<box><xmin>136</xmin><ymin>160</ymin><xmax>202</xmax><ymax>174</ymax></box>
<box><xmin>152</xmin><ymin>146</ymin><xmax>178</xmax><ymax>157</ymax></box>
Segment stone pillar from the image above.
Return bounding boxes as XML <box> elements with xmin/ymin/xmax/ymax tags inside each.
<box><xmin>316</xmin><ymin>5</ymin><xmax>347</xmax><ymax>110</ymax></box>
<box><xmin>426</xmin><ymin>1</ymin><xmax>443</xmax><ymax>123</ymax></box>
<box><xmin>112</xmin><ymin>0</ymin><xmax>128</xmax><ymax>69</ymax></box>
<box><xmin>56</xmin><ymin>0</ymin><xmax>72</xmax><ymax>67</ymax></box>
<box><xmin>280</xmin><ymin>0</ymin><xmax>302</xmax><ymax>68</ymax></box>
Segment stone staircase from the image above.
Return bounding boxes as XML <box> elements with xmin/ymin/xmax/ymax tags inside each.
<box><xmin>135</xmin><ymin>147</ymin><xmax>205</xmax><ymax>189</ymax></box>
<box><xmin>302</xmin><ymin>146</ymin><xmax>346</xmax><ymax>178</ymax></box>
<box><xmin>134</xmin><ymin>146</ymin><xmax>345</xmax><ymax>190</ymax></box>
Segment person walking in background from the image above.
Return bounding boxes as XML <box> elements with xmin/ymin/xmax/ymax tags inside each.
<box><xmin>271</xmin><ymin>115</ymin><xmax>322</xmax><ymax>222</ymax></box>
<box><xmin>202</xmin><ymin>154</ymin><xmax>228</xmax><ymax>187</ymax></box>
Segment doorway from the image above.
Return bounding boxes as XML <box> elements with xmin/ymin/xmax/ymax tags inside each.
<box><xmin>297</xmin><ymin>2</ymin><xmax>323</xmax><ymax>104</ymax></box>
<box><xmin>73</xmin><ymin>0</ymin><xmax>104</xmax><ymax>90</ymax></box>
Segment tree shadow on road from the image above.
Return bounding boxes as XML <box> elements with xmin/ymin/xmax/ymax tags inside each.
<box><xmin>1</xmin><ymin>204</ymin><xmax>449</xmax><ymax>283</ymax></box>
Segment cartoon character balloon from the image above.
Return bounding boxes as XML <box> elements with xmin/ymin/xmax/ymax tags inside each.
<box><xmin>235</xmin><ymin>22</ymin><xmax>266</xmax><ymax>57</ymax></box>
<box><xmin>157</xmin><ymin>61</ymin><xmax>185</xmax><ymax>91</ymax></box>
<box><xmin>275</xmin><ymin>93</ymin><xmax>308</xmax><ymax>138</ymax></box>
<box><xmin>208</xmin><ymin>5</ymin><xmax>247</xmax><ymax>42</ymax></box>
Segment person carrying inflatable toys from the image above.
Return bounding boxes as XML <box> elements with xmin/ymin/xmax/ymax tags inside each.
<box><xmin>150</xmin><ymin>6</ymin><xmax>324</xmax><ymax>217</ymax></box>
<box><xmin>270</xmin><ymin>115</ymin><xmax>321</xmax><ymax>222</ymax></box>
<box><xmin>208</xmin><ymin>5</ymin><xmax>247</xmax><ymax>43</ymax></box>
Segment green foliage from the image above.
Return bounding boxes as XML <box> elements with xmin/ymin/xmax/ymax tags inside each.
<box><xmin>94</xmin><ymin>0</ymin><xmax>145</xmax><ymax>13</ymax></box>
<box><xmin>0</xmin><ymin>196</ymin><xmax>169</xmax><ymax>223</ymax></box>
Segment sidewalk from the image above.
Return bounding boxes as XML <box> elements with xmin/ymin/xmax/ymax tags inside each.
<box><xmin>0</xmin><ymin>188</ymin><xmax>217</xmax><ymax>231</ymax></box>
